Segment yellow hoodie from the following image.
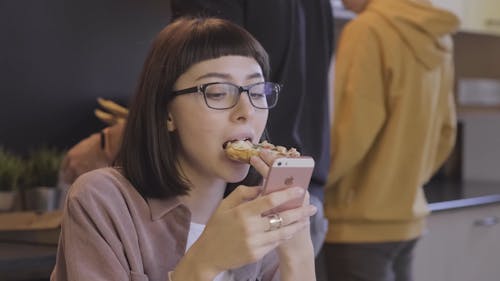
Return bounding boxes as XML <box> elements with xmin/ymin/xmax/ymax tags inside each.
<box><xmin>325</xmin><ymin>0</ymin><xmax>460</xmax><ymax>243</ymax></box>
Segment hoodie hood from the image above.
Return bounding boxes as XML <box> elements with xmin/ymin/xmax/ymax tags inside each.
<box><xmin>367</xmin><ymin>0</ymin><xmax>459</xmax><ymax>69</ymax></box>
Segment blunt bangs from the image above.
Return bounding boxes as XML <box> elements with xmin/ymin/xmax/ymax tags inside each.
<box><xmin>161</xmin><ymin>18</ymin><xmax>270</xmax><ymax>100</ymax></box>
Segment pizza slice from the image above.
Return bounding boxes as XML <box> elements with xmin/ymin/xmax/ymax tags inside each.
<box><xmin>224</xmin><ymin>140</ymin><xmax>300</xmax><ymax>163</ymax></box>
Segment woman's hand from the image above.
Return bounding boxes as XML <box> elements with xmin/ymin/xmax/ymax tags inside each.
<box><xmin>251</xmin><ymin>150</ymin><xmax>318</xmax><ymax>280</ymax></box>
<box><xmin>275</xmin><ymin>192</ymin><xmax>317</xmax><ymax>281</ymax></box>
<box><xmin>59</xmin><ymin>122</ymin><xmax>125</xmax><ymax>186</ymax></box>
<box><xmin>172</xmin><ymin>150</ymin><xmax>316</xmax><ymax>280</ymax></box>
<box><xmin>176</xmin><ymin>184</ymin><xmax>312</xmax><ymax>279</ymax></box>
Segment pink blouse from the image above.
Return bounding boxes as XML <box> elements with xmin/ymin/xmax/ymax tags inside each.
<box><xmin>50</xmin><ymin>167</ymin><xmax>279</xmax><ymax>281</ymax></box>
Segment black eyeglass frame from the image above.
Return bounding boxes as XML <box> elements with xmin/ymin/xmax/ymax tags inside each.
<box><xmin>171</xmin><ymin>81</ymin><xmax>281</xmax><ymax>110</ymax></box>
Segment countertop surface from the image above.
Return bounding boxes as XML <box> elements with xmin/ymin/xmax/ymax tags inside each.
<box><xmin>424</xmin><ymin>180</ymin><xmax>500</xmax><ymax>211</ymax></box>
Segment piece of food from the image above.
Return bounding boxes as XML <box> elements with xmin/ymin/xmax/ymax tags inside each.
<box><xmin>224</xmin><ymin>140</ymin><xmax>300</xmax><ymax>163</ymax></box>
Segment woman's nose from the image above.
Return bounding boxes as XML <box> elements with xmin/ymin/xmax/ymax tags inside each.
<box><xmin>232</xmin><ymin>92</ymin><xmax>255</xmax><ymax>121</ymax></box>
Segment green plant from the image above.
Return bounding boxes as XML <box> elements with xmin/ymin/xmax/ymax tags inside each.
<box><xmin>24</xmin><ymin>146</ymin><xmax>65</xmax><ymax>188</ymax></box>
<box><xmin>0</xmin><ymin>146</ymin><xmax>24</xmax><ymax>191</ymax></box>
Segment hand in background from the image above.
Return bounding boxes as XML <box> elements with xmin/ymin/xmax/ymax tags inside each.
<box><xmin>59</xmin><ymin>98</ymin><xmax>127</xmax><ymax>185</ymax></box>
<box><xmin>59</xmin><ymin>132</ymin><xmax>110</xmax><ymax>185</ymax></box>
<box><xmin>94</xmin><ymin>97</ymin><xmax>128</xmax><ymax>125</ymax></box>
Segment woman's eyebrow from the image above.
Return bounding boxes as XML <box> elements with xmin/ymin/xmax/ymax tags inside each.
<box><xmin>246</xmin><ymin>72</ymin><xmax>263</xmax><ymax>80</ymax></box>
<box><xmin>195</xmin><ymin>72</ymin><xmax>230</xmax><ymax>81</ymax></box>
<box><xmin>195</xmin><ymin>72</ymin><xmax>263</xmax><ymax>81</ymax></box>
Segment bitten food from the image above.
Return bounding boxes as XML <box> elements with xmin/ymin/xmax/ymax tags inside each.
<box><xmin>224</xmin><ymin>140</ymin><xmax>300</xmax><ymax>163</ymax></box>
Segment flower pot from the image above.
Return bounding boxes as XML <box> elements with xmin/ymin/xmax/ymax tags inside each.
<box><xmin>23</xmin><ymin>187</ymin><xmax>61</xmax><ymax>212</ymax></box>
<box><xmin>0</xmin><ymin>190</ymin><xmax>16</xmax><ymax>211</ymax></box>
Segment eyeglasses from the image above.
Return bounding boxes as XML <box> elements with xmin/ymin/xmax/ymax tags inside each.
<box><xmin>171</xmin><ymin>82</ymin><xmax>280</xmax><ymax>110</ymax></box>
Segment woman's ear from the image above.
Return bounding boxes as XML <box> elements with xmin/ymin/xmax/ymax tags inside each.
<box><xmin>166</xmin><ymin>113</ymin><xmax>176</xmax><ymax>132</ymax></box>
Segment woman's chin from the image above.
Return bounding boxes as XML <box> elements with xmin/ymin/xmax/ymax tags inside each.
<box><xmin>225</xmin><ymin>167</ymin><xmax>250</xmax><ymax>183</ymax></box>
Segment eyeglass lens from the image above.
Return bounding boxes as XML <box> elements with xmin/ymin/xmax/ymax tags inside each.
<box><xmin>203</xmin><ymin>83</ymin><xmax>278</xmax><ymax>109</ymax></box>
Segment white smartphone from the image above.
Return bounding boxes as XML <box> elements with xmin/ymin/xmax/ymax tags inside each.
<box><xmin>261</xmin><ymin>157</ymin><xmax>315</xmax><ymax>214</ymax></box>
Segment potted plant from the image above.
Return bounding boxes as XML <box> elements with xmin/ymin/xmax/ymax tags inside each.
<box><xmin>22</xmin><ymin>146</ymin><xmax>65</xmax><ymax>211</ymax></box>
<box><xmin>0</xmin><ymin>146</ymin><xmax>24</xmax><ymax>211</ymax></box>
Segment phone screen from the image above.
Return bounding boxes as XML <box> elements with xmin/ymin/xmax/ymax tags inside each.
<box><xmin>262</xmin><ymin>157</ymin><xmax>315</xmax><ymax>214</ymax></box>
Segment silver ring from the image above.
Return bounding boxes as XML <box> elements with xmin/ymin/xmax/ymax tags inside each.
<box><xmin>267</xmin><ymin>213</ymin><xmax>283</xmax><ymax>231</ymax></box>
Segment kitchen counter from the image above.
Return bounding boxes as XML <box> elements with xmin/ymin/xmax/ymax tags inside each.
<box><xmin>424</xmin><ymin>180</ymin><xmax>500</xmax><ymax>211</ymax></box>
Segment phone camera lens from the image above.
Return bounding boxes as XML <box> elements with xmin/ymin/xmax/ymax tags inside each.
<box><xmin>277</xmin><ymin>162</ymin><xmax>282</xmax><ymax>166</ymax></box>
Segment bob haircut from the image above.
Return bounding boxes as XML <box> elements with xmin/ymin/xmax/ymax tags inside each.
<box><xmin>115</xmin><ymin>17</ymin><xmax>270</xmax><ymax>199</ymax></box>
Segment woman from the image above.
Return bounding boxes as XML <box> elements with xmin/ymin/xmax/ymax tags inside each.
<box><xmin>51</xmin><ymin>17</ymin><xmax>317</xmax><ymax>281</ymax></box>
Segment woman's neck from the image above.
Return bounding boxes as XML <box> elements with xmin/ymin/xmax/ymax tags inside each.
<box><xmin>175</xmin><ymin>155</ymin><xmax>229</xmax><ymax>224</ymax></box>
<box><xmin>179</xmin><ymin>181</ymin><xmax>226</xmax><ymax>224</ymax></box>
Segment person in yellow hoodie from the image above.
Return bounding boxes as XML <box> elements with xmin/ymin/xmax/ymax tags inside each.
<box><xmin>324</xmin><ymin>0</ymin><xmax>459</xmax><ymax>280</ymax></box>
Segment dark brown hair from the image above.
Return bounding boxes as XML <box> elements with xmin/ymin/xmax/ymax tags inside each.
<box><xmin>116</xmin><ymin>17</ymin><xmax>270</xmax><ymax>198</ymax></box>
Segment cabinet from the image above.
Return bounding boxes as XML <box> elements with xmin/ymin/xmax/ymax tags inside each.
<box><xmin>460</xmin><ymin>113</ymin><xmax>500</xmax><ymax>182</ymax></box>
<box><xmin>431</xmin><ymin>0</ymin><xmax>500</xmax><ymax>36</ymax></box>
<box><xmin>414</xmin><ymin>203</ymin><xmax>500</xmax><ymax>281</ymax></box>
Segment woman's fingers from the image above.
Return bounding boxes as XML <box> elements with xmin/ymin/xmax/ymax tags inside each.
<box><xmin>220</xmin><ymin>185</ymin><xmax>262</xmax><ymax>209</ymax></box>
<box><xmin>219</xmin><ymin>186</ymin><xmax>314</xmax><ymax>233</ymax></box>
<box><xmin>202</xmin><ymin>187</ymin><xmax>316</xmax><ymax>269</ymax></box>
<box><xmin>249</xmin><ymin>155</ymin><xmax>269</xmax><ymax>177</ymax></box>
<box><xmin>249</xmin><ymin>148</ymin><xmax>281</xmax><ymax>177</ymax></box>
<box><xmin>243</xmin><ymin>186</ymin><xmax>305</xmax><ymax>215</ymax></box>
<box><xmin>273</xmin><ymin>217</ymin><xmax>310</xmax><ymax>239</ymax></box>
<box><xmin>259</xmin><ymin>203</ymin><xmax>317</xmax><ymax>233</ymax></box>
<box><xmin>257</xmin><ymin>216</ymin><xmax>312</xmax><ymax>246</ymax></box>
<box><xmin>97</xmin><ymin>97</ymin><xmax>129</xmax><ymax>118</ymax></box>
<box><xmin>94</xmin><ymin>109</ymin><xmax>118</xmax><ymax>125</ymax></box>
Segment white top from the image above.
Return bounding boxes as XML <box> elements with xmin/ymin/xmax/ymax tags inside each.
<box><xmin>187</xmin><ymin>222</ymin><xmax>235</xmax><ymax>281</ymax></box>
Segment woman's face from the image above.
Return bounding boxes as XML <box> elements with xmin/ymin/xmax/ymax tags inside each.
<box><xmin>168</xmin><ymin>55</ymin><xmax>268</xmax><ymax>187</ymax></box>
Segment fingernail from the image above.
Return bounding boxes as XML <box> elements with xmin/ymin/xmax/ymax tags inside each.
<box><xmin>309</xmin><ymin>205</ymin><xmax>318</xmax><ymax>214</ymax></box>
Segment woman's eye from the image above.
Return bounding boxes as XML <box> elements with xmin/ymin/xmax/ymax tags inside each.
<box><xmin>250</xmin><ymin>92</ymin><xmax>266</xmax><ymax>99</ymax></box>
<box><xmin>205</xmin><ymin>92</ymin><xmax>227</xmax><ymax>100</ymax></box>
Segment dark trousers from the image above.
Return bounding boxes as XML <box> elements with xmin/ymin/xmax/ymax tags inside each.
<box><xmin>324</xmin><ymin>239</ymin><xmax>419</xmax><ymax>281</ymax></box>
